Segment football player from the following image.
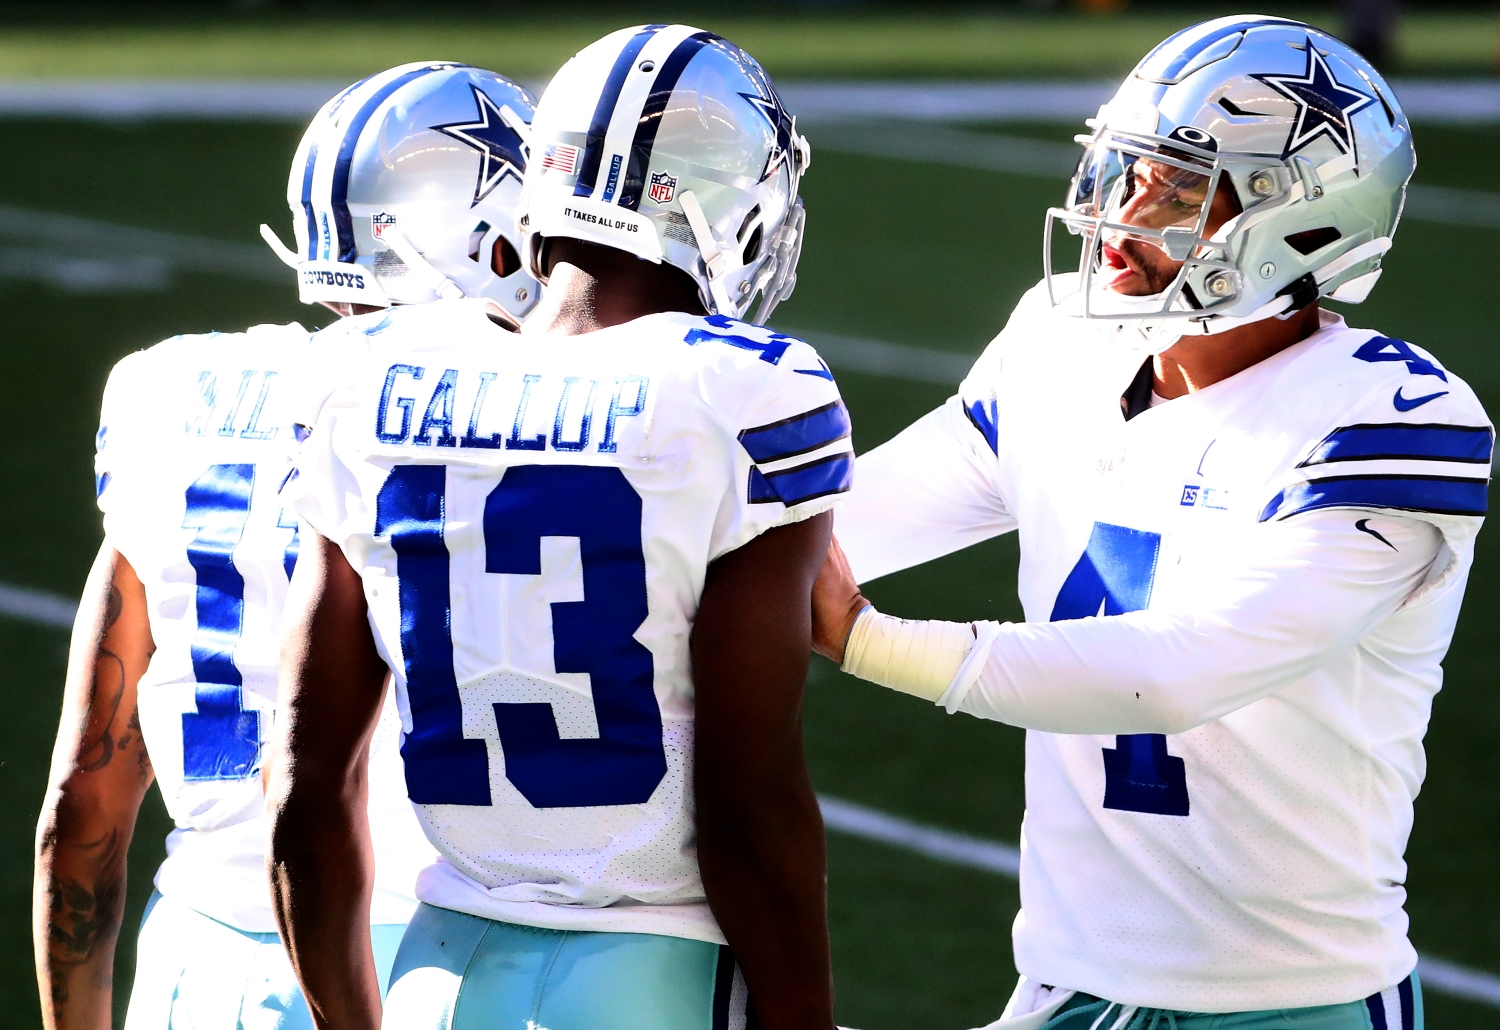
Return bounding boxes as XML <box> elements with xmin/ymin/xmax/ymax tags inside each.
<box><xmin>34</xmin><ymin>63</ymin><xmax>539</xmax><ymax>1030</ymax></box>
<box><xmin>812</xmin><ymin>16</ymin><xmax>1486</xmax><ymax>1030</ymax></box>
<box><xmin>267</xmin><ymin>25</ymin><xmax>841</xmax><ymax>1030</ymax></box>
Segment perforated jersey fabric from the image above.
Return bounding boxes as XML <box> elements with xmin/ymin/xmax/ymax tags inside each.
<box><xmin>838</xmin><ymin>283</ymin><xmax>1489</xmax><ymax>1010</ymax></box>
<box><xmin>96</xmin><ymin>323</ymin><xmax>434</xmax><ymax>932</ymax></box>
<box><xmin>286</xmin><ymin>300</ymin><xmax>852</xmax><ymax>943</ymax></box>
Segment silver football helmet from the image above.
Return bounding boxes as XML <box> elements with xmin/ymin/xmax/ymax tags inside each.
<box><xmin>261</xmin><ymin>61</ymin><xmax>540</xmax><ymax>320</ymax></box>
<box><xmin>1046</xmin><ymin>15</ymin><xmax>1414</xmax><ymax>342</ymax></box>
<box><xmin>519</xmin><ymin>24</ymin><xmax>811</xmax><ymax>324</ymax></box>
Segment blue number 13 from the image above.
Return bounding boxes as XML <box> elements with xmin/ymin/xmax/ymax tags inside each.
<box><xmin>375</xmin><ymin>463</ymin><xmax>666</xmax><ymax>809</ymax></box>
<box><xmin>1051</xmin><ymin>522</ymin><xmax>1189</xmax><ymax>817</ymax></box>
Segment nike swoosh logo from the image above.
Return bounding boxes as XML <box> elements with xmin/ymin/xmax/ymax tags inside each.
<box><xmin>794</xmin><ymin>359</ymin><xmax>835</xmax><ymax>381</ymax></box>
<box><xmin>1393</xmin><ymin>386</ymin><xmax>1449</xmax><ymax>411</ymax></box>
<box><xmin>1356</xmin><ymin>518</ymin><xmax>1398</xmax><ymax>551</ymax></box>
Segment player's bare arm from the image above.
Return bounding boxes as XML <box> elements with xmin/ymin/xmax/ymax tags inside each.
<box><xmin>34</xmin><ymin>544</ymin><xmax>154</xmax><ymax>1030</ymax></box>
<box><xmin>693</xmin><ymin>511</ymin><xmax>836</xmax><ymax>1030</ymax></box>
<box><xmin>267</xmin><ymin>531</ymin><xmax>388</xmax><ymax>1030</ymax></box>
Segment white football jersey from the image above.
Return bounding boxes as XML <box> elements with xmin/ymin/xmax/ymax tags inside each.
<box><xmin>285</xmin><ymin>301</ymin><xmax>851</xmax><ymax>944</ymax></box>
<box><xmin>95</xmin><ymin>323</ymin><xmax>433</xmax><ymax>933</ymax></box>
<box><xmin>838</xmin><ymin>283</ymin><xmax>1491</xmax><ymax>1011</ymax></box>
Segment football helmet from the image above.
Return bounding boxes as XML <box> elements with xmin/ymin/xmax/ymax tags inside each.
<box><xmin>261</xmin><ymin>61</ymin><xmax>540</xmax><ymax>320</ymax></box>
<box><xmin>1046</xmin><ymin>16</ymin><xmax>1414</xmax><ymax>342</ymax></box>
<box><xmin>519</xmin><ymin>24</ymin><xmax>811</xmax><ymax>324</ymax></box>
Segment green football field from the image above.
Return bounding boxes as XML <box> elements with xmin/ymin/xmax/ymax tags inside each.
<box><xmin>1</xmin><ymin>9</ymin><xmax>1497</xmax><ymax>1029</ymax></box>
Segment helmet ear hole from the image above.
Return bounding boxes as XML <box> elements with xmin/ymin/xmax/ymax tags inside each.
<box><xmin>493</xmin><ymin>235</ymin><xmax>522</xmax><ymax>278</ymax></box>
<box><xmin>736</xmin><ymin>204</ymin><xmax>761</xmax><ymax>242</ymax></box>
<box><xmin>1284</xmin><ymin>227</ymin><xmax>1342</xmax><ymax>255</ymax></box>
<box><xmin>741</xmin><ymin>225</ymin><xmax>763</xmax><ymax>265</ymax></box>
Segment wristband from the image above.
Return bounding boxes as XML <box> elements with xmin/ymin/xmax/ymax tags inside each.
<box><xmin>840</xmin><ymin>607</ymin><xmax>978</xmax><ymax>702</ymax></box>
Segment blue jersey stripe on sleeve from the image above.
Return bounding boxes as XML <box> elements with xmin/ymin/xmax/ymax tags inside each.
<box><xmin>1260</xmin><ymin>474</ymin><xmax>1490</xmax><ymax>522</ymax></box>
<box><xmin>739</xmin><ymin>400</ymin><xmax>852</xmax><ymax>463</ymax></box>
<box><xmin>1300</xmin><ymin>422</ymin><xmax>1494</xmax><ymax>466</ymax></box>
<box><xmin>748</xmin><ymin>453</ymin><xmax>853</xmax><ymax>506</ymax></box>
<box><xmin>965</xmin><ymin>396</ymin><xmax>999</xmax><ymax>455</ymax></box>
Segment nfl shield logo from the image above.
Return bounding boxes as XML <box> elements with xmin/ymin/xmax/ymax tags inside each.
<box><xmin>648</xmin><ymin>171</ymin><xmax>678</xmax><ymax>205</ymax></box>
<box><xmin>371</xmin><ymin>212</ymin><xmax>396</xmax><ymax>241</ymax></box>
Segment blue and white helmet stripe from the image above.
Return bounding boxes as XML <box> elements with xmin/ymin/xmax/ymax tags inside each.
<box><xmin>573</xmin><ymin>23</ymin><xmax>667</xmax><ymax>199</ymax></box>
<box><xmin>1045</xmin><ymin>15</ymin><xmax>1414</xmax><ymax>340</ymax></box>
<box><xmin>522</xmin><ymin>25</ymin><xmax>810</xmax><ymax>324</ymax></box>
<box><xmin>327</xmin><ymin>64</ymin><xmax>454</xmax><ymax>263</ymax></box>
<box><xmin>299</xmin><ymin>63</ymin><xmax>457</xmax><ymax>263</ymax></box>
<box><xmin>268</xmin><ymin>62</ymin><xmax>540</xmax><ymax>318</ymax></box>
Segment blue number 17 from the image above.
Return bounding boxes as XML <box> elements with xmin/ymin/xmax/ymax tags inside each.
<box><xmin>181</xmin><ymin>464</ymin><xmax>261</xmax><ymax>781</ymax></box>
<box><xmin>179</xmin><ymin>462</ymin><xmax>301</xmax><ymax>781</ymax></box>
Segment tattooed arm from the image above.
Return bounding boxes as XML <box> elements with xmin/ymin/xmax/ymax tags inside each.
<box><xmin>34</xmin><ymin>544</ymin><xmax>155</xmax><ymax>1030</ymax></box>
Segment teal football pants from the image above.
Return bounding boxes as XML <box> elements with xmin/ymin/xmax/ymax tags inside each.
<box><xmin>123</xmin><ymin>891</ymin><xmax>406</xmax><ymax>1030</ymax></box>
<box><xmin>382</xmin><ymin>903</ymin><xmax>749</xmax><ymax>1030</ymax></box>
<box><xmin>1032</xmin><ymin>972</ymin><xmax>1421</xmax><ymax>1030</ymax></box>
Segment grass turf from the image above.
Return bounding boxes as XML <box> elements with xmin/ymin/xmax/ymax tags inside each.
<box><xmin>0</xmin><ymin>5</ymin><xmax>1492</xmax><ymax>80</ymax></box>
<box><xmin>0</xmin><ymin>109</ymin><xmax>1496</xmax><ymax>1029</ymax></box>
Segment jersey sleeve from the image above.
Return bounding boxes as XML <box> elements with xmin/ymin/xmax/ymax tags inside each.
<box><xmin>278</xmin><ymin>324</ymin><xmax>370</xmax><ymax>547</ymax></box>
<box><xmin>945</xmin><ymin>508</ymin><xmax>1444</xmax><ymax>734</ymax></box>
<box><xmin>94</xmin><ymin>349</ymin><xmax>146</xmax><ymax>524</ymax></box>
<box><xmin>836</xmin><ymin>331</ymin><xmax>1015</xmax><ymax>585</ymax></box>
<box><xmin>1259</xmin><ymin>357</ymin><xmax>1492</xmax><ymax>550</ymax></box>
<box><xmin>696</xmin><ymin>321</ymin><xmax>854</xmax><ymax>561</ymax></box>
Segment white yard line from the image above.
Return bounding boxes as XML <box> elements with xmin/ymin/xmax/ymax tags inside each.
<box><xmin>787</xmin><ymin>327</ymin><xmax>976</xmax><ymax>385</ymax></box>
<box><xmin>1</xmin><ymin>587</ymin><xmax>1493</xmax><ymax>1008</ymax></box>
<box><xmin>811</xmin><ymin>122</ymin><xmax>1500</xmax><ymax>230</ymax></box>
<box><xmin>819</xmin><ymin>794</ymin><xmax>1021</xmax><ymax>876</ymax></box>
<box><xmin>0</xmin><ymin>78</ymin><xmax>1496</xmax><ymax>124</ymax></box>
<box><xmin>0</xmin><ymin>582</ymin><xmax>77</xmax><ymax>629</ymax></box>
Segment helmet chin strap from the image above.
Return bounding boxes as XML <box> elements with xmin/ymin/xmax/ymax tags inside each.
<box><xmin>259</xmin><ymin>224</ymin><xmax>300</xmax><ymax>268</ymax></box>
<box><xmin>383</xmin><ymin>227</ymin><xmax>467</xmax><ymax>301</ymax></box>
<box><xmin>678</xmin><ymin>190</ymin><xmax>741</xmax><ymax>318</ymax></box>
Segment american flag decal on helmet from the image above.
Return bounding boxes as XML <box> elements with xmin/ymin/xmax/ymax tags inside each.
<box><xmin>541</xmin><ymin>143</ymin><xmax>580</xmax><ymax>175</ymax></box>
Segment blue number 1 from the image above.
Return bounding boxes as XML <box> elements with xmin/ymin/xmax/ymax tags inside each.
<box><xmin>181</xmin><ymin>463</ymin><xmax>260</xmax><ymax>781</ymax></box>
<box><xmin>375</xmin><ymin>463</ymin><xmax>666</xmax><ymax>809</ymax></box>
<box><xmin>1051</xmin><ymin>522</ymin><xmax>1189</xmax><ymax>817</ymax></box>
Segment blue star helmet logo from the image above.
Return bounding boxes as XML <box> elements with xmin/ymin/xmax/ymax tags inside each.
<box><xmin>740</xmin><ymin>87</ymin><xmax>797</xmax><ymax>185</ymax></box>
<box><xmin>1253</xmin><ymin>43</ymin><xmax>1374</xmax><ymax>159</ymax></box>
<box><xmin>433</xmin><ymin>84</ymin><xmax>527</xmax><ymax>206</ymax></box>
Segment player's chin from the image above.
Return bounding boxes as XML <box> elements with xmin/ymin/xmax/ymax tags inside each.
<box><xmin>1099</xmin><ymin>269</ymin><xmax>1154</xmax><ymax>296</ymax></box>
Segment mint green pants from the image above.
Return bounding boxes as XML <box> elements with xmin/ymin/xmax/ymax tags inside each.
<box><xmin>124</xmin><ymin>891</ymin><xmax>406</xmax><ymax>1030</ymax></box>
<box><xmin>382</xmin><ymin>903</ymin><xmax>748</xmax><ymax>1030</ymax></box>
<box><xmin>1038</xmin><ymin>973</ymin><xmax>1420</xmax><ymax>1030</ymax></box>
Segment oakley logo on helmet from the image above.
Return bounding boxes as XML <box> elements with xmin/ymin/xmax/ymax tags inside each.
<box><xmin>432</xmin><ymin>84</ymin><xmax>528</xmax><ymax>206</ymax></box>
<box><xmin>1044</xmin><ymin>16</ymin><xmax>1410</xmax><ymax>340</ymax></box>
<box><xmin>1168</xmin><ymin>126</ymin><xmax>1217</xmax><ymax>151</ymax></box>
<box><xmin>1253</xmin><ymin>44</ymin><xmax>1374</xmax><ymax>159</ymax></box>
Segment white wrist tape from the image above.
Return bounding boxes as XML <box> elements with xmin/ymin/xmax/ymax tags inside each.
<box><xmin>840</xmin><ymin>607</ymin><xmax>978</xmax><ymax>702</ymax></box>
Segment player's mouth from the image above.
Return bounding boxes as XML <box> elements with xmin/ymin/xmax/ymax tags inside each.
<box><xmin>1096</xmin><ymin>242</ymin><xmax>1139</xmax><ymax>289</ymax></box>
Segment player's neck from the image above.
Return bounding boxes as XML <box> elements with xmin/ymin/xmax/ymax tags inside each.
<box><xmin>523</xmin><ymin>238</ymin><xmax>705</xmax><ymax>336</ymax></box>
<box><xmin>1153</xmin><ymin>302</ymin><xmax>1323</xmax><ymax>399</ymax></box>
